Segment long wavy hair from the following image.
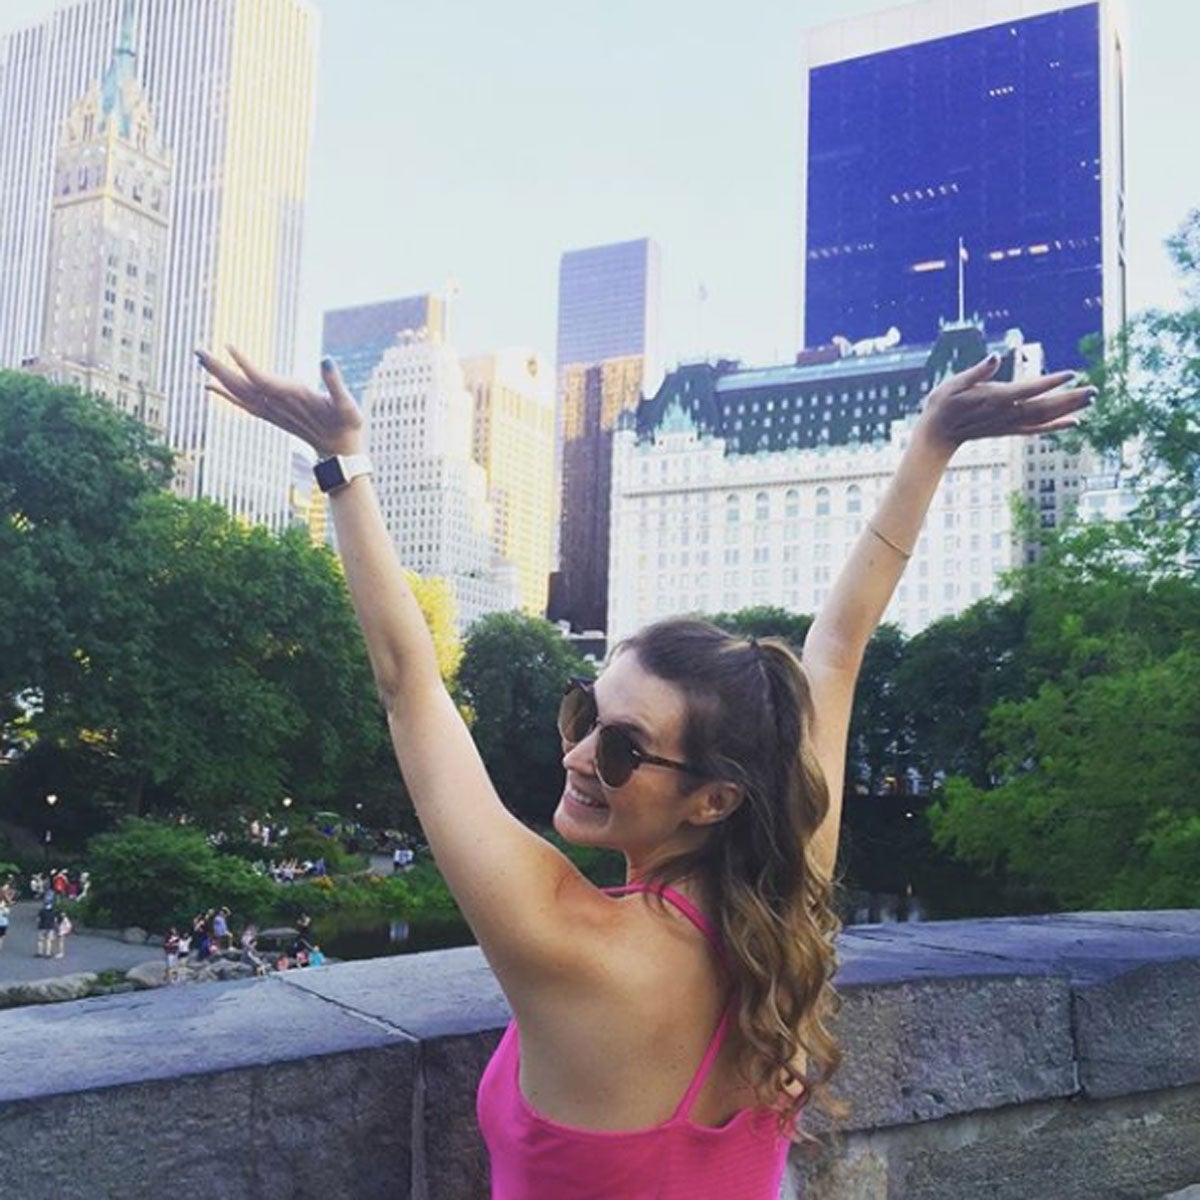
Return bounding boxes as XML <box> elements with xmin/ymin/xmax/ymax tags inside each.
<box><xmin>618</xmin><ymin>616</ymin><xmax>845</xmax><ymax>1135</ymax></box>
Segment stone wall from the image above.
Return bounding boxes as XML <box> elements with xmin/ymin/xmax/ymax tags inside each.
<box><xmin>0</xmin><ymin>911</ymin><xmax>1197</xmax><ymax>1199</ymax></box>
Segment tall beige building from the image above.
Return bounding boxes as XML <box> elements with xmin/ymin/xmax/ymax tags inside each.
<box><xmin>31</xmin><ymin>0</ymin><xmax>170</xmax><ymax>434</ymax></box>
<box><xmin>364</xmin><ymin>324</ymin><xmax>519</xmax><ymax>632</ymax></box>
<box><xmin>463</xmin><ymin>349</ymin><xmax>556</xmax><ymax>616</ymax></box>
<box><xmin>0</xmin><ymin>0</ymin><xmax>319</xmax><ymax>529</ymax></box>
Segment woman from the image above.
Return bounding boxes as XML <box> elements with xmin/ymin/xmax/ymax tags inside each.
<box><xmin>197</xmin><ymin>346</ymin><xmax>1090</xmax><ymax>1198</ymax></box>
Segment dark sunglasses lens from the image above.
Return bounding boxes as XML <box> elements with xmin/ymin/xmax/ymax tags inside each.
<box><xmin>558</xmin><ymin>685</ymin><xmax>595</xmax><ymax>744</ymax></box>
<box><xmin>596</xmin><ymin>726</ymin><xmax>636</xmax><ymax>788</ymax></box>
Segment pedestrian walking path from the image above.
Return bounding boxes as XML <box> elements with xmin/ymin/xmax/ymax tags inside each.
<box><xmin>0</xmin><ymin>901</ymin><xmax>154</xmax><ymax>984</ymax></box>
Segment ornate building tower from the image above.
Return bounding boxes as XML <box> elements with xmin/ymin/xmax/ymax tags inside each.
<box><xmin>33</xmin><ymin>0</ymin><xmax>171</xmax><ymax>433</ymax></box>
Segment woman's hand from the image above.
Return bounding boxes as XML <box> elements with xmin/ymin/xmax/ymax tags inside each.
<box><xmin>195</xmin><ymin>347</ymin><xmax>364</xmax><ymax>458</ymax></box>
<box><xmin>918</xmin><ymin>353</ymin><xmax>1096</xmax><ymax>454</ymax></box>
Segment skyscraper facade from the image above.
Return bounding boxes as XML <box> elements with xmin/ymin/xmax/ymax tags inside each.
<box><xmin>321</xmin><ymin>294</ymin><xmax>446</xmax><ymax>404</ymax></box>
<box><xmin>799</xmin><ymin>0</ymin><xmax>1127</xmax><ymax>371</ymax></box>
<box><xmin>549</xmin><ymin>237</ymin><xmax>660</xmax><ymax>633</ymax></box>
<box><xmin>30</xmin><ymin>0</ymin><xmax>171</xmax><ymax>435</ymax></box>
<box><xmin>361</xmin><ymin>317</ymin><xmax>518</xmax><ymax>632</ymax></box>
<box><xmin>0</xmin><ymin>0</ymin><xmax>319</xmax><ymax>528</ymax></box>
<box><xmin>462</xmin><ymin>349</ymin><xmax>556</xmax><ymax>617</ymax></box>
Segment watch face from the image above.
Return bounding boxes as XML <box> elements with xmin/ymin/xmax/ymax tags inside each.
<box><xmin>314</xmin><ymin>457</ymin><xmax>346</xmax><ymax>493</ymax></box>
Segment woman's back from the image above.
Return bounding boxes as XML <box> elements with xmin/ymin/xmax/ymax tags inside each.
<box><xmin>478</xmin><ymin>884</ymin><xmax>791</xmax><ymax>1199</ymax></box>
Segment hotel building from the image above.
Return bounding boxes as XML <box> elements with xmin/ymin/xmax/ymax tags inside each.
<box><xmin>607</xmin><ymin>323</ymin><xmax>1087</xmax><ymax>642</ymax></box>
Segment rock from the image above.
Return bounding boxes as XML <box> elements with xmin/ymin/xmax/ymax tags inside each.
<box><xmin>121</xmin><ymin>926</ymin><xmax>148</xmax><ymax>944</ymax></box>
<box><xmin>0</xmin><ymin>973</ymin><xmax>98</xmax><ymax>1008</ymax></box>
<box><xmin>126</xmin><ymin>961</ymin><xmax>168</xmax><ymax>989</ymax></box>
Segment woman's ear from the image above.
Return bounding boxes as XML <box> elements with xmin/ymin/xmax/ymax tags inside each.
<box><xmin>689</xmin><ymin>781</ymin><xmax>745</xmax><ymax>826</ymax></box>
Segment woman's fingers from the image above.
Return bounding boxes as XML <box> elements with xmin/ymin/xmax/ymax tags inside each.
<box><xmin>226</xmin><ymin>345</ymin><xmax>297</xmax><ymax>398</ymax></box>
<box><xmin>320</xmin><ymin>357</ymin><xmax>358</xmax><ymax>413</ymax></box>
<box><xmin>993</xmin><ymin>368</ymin><xmax>1080</xmax><ymax>404</ymax></box>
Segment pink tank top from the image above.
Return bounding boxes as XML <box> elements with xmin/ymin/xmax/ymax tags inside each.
<box><xmin>476</xmin><ymin>883</ymin><xmax>793</xmax><ymax>1200</ymax></box>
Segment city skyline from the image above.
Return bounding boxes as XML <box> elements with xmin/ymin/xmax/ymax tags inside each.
<box><xmin>0</xmin><ymin>0</ymin><xmax>320</xmax><ymax>529</ymax></box>
<box><xmin>3</xmin><ymin>0</ymin><xmax>1197</xmax><ymax>391</ymax></box>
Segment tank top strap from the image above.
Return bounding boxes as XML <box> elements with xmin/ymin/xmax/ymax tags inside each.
<box><xmin>671</xmin><ymin>1002</ymin><xmax>734</xmax><ymax>1122</ymax></box>
<box><xmin>603</xmin><ymin>881</ymin><xmax>720</xmax><ymax>947</ymax></box>
<box><xmin>604</xmin><ymin>882</ymin><xmax>735</xmax><ymax>1123</ymax></box>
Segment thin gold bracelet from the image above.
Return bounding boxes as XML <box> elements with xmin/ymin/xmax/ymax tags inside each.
<box><xmin>866</xmin><ymin>520</ymin><xmax>912</xmax><ymax>560</ymax></box>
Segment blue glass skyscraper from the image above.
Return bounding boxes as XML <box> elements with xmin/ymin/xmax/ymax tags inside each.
<box><xmin>321</xmin><ymin>295</ymin><xmax>445</xmax><ymax>402</ymax></box>
<box><xmin>800</xmin><ymin>0</ymin><xmax>1127</xmax><ymax>371</ymax></box>
<box><xmin>556</xmin><ymin>238</ymin><xmax>659</xmax><ymax>370</ymax></box>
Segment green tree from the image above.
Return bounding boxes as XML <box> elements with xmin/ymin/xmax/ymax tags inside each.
<box><xmin>893</xmin><ymin>597</ymin><xmax>1030</xmax><ymax>787</ymax></box>
<box><xmin>930</xmin><ymin>643</ymin><xmax>1200</xmax><ymax>910</ymax></box>
<box><xmin>0</xmin><ymin>373</ymin><xmax>391</xmax><ymax>835</ymax></box>
<box><xmin>456</xmin><ymin>612</ymin><xmax>595</xmax><ymax>824</ymax></box>
<box><xmin>1080</xmin><ymin>208</ymin><xmax>1200</xmax><ymax>567</ymax></box>
<box><xmin>83</xmin><ymin>817</ymin><xmax>275</xmax><ymax>931</ymax></box>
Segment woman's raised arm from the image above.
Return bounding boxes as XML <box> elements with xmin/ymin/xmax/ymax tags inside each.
<box><xmin>800</xmin><ymin>354</ymin><xmax>1094</xmax><ymax>877</ymax></box>
<box><xmin>196</xmin><ymin>349</ymin><xmax>606</xmax><ymax>991</ymax></box>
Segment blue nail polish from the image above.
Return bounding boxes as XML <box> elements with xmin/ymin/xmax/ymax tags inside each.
<box><xmin>320</xmin><ymin>356</ymin><xmax>334</xmax><ymax>371</ymax></box>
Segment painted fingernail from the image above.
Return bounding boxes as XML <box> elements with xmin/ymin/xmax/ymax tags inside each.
<box><xmin>194</xmin><ymin>349</ymin><xmax>205</xmax><ymax>364</ymax></box>
<box><xmin>320</xmin><ymin>356</ymin><xmax>334</xmax><ymax>372</ymax></box>
<box><xmin>1084</xmin><ymin>391</ymin><xmax>1096</xmax><ymax>407</ymax></box>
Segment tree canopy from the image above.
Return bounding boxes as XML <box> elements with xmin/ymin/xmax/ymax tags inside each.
<box><xmin>0</xmin><ymin>373</ymin><xmax>391</xmax><ymax>835</ymax></box>
<box><xmin>455</xmin><ymin>611</ymin><xmax>595</xmax><ymax>824</ymax></box>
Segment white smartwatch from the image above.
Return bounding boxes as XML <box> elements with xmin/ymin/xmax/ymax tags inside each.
<box><xmin>313</xmin><ymin>453</ymin><xmax>373</xmax><ymax>494</ymax></box>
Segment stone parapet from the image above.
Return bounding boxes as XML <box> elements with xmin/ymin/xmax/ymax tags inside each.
<box><xmin>0</xmin><ymin>911</ymin><xmax>1197</xmax><ymax>1199</ymax></box>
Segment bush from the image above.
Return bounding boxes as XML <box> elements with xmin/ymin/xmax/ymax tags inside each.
<box><xmin>276</xmin><ymin>824</ymin><xmax>362</xmax><ymax>874</ymax></box>
<box><xmin>82</xmin><ymin>817</ymin><xmax>275</xmax><ymax>933</ymax></box>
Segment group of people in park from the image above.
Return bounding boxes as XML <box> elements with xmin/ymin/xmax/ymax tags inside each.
<box><xmin>34</xmin><ymin>892</ymin><xmax>73</xmax><ymax>958</ymax></box>
<box><xmin>162</xmin><ymin>907</ymin><xmax>324</xmax><ymax>983</ymax></box>
<box><xmin>0</xmin><ymin>871</ymin><xmax>79</xmax><ymax>959</ymax></box>
<box><xmin>28</xmin><ymin>867</ymin><xmax>89</xmax><ymax>901</ymax></box>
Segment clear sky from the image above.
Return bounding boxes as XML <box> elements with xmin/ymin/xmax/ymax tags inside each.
<box><xmin>3</xmin><ymin>0</ymin><xmax>1198</xmax><ymax>380</ymax></box>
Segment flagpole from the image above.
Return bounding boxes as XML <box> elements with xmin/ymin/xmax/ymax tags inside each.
<box><xmin>957</xmin><ymin>237</ymin><xmax>966</xmax><ymax>324</ymax></box>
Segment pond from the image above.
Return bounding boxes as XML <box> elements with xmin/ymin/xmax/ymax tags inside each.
<box><xmin>316</xmin><ymin>889</ymin><xmax>930</xmax><ymax>963</ymax></box>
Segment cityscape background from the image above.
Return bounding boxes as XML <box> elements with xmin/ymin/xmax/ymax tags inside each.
<box><xmin>2</xmin><ymin>0</ymin><xmax>1197</xmax><ymax>380</ymax></box>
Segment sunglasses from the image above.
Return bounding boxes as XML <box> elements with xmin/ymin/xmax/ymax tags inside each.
<box><xmin>557</xmin><ymin>678</ymin><xmax>711</xmax><ymax>790</ymax></box>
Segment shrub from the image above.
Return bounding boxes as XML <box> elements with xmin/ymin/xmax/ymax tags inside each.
<box><xmin>82</xmin><ymin>817</ymin><xmax>275</xmax><ymax>932</ymax></box>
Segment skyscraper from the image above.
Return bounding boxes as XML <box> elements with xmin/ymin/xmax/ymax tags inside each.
<box><xmin>549</xmin><ymin>237</ymin><xmax>660</xmax><ymax>633</ymax></box>
<box><xmin>799</xmin><ymin>0</ymin><xmax>1127</xmax><ymax>371</ymax></box>
<box><xmin>462</xmin><ymin>349</ymin><xmax>556</xmax><ymax>617</ymax></box>
<box><xmin>0</xmin><ymin>0</ymin><xmax>319</xmax><ymax>528</ymax></box>
<box><xmin>322</xmin><ymin>295</ymin><xmax>446</xmax><ymax>404</ymax></box>
<box><xmin>359</xmin><ymin>312</ymin><xmax>519</xmax><ymax>631</ymax></box>
<box><xmin>30</xmin><ymin>0</ymin><xmax>171</xmax><ymax>435</ymax></box>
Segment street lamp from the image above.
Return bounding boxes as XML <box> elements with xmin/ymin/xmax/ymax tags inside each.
<box><xmin>282</xmin><ymin>796</ymin><xmax>293</xmax><ymax>810</ymax></box>
<box><xmin>44</xmin><ymin>793</ymin><xmax>58</xmax><ymax>870</ymax></box>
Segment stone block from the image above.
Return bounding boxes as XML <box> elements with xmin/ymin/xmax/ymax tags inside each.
<box><xmin>798</xmin><ymin>1083</ymin><xmax>1200</xmax><ymax>1200</ymax></box>
<box><xmin>826</xmin><ymin>972</ymin><xmax>1076</xmax><ymax>1132</ymax></box>
<box><xmin>280</xmin><ymin>945</ymin><xmax>510</xmax><ymax>1039</ymax></box>
<box><xmin>1075</xmin><ymin>959</ymin><xmax>1200</xmax><ymax>1098</ymax></box>
<box><xmin>421</xmin><ymin>1030</ymin><xmax>504</xmax><ymax>1200</ymax></box>
<box><xmin>0</xmin><ymin>971</ymin><xmax>98</xmax><ymax>1008</ymax></box>
<box><xmin>0</xmin><ymin>1042</ymin><xmax>416</xmax><ymax>1200</ymax></box>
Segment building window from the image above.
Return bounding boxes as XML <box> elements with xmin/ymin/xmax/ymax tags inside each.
<box><xmin>847</xmin><ymin>484</ymin><xmax>862</xmax><ymax>514</ymax></box>
<box><xmin>815</xmin><ymin>487</ymin><xmax>830</xmax><ymax>517</ymax></box>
